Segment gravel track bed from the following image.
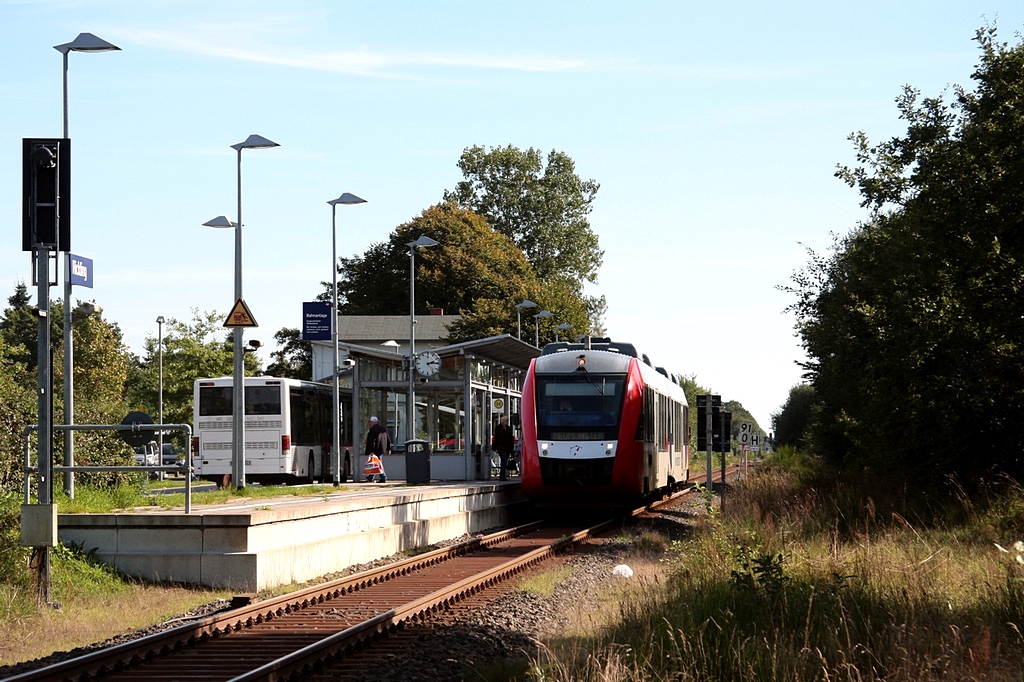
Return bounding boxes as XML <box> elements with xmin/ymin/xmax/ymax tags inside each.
<box><xmin>0</xmin><ymin>499</ymin><xmax>703</xmax><ymax>680</ymax></box>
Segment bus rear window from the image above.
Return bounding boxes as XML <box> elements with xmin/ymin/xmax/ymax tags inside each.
<box><xmin>246</xmin><ymin>386</ymin><xmax>282</xmax><ymax>415</ymax></box>
<box><xmin>198</xmin><ymin>387</ymin><xmax>232</xmax><ymax>416</ymax></box>
<box><xmin>198</xmin><ymin>385</ymin><xmax>283</xmax><ymax>416</ymax></box>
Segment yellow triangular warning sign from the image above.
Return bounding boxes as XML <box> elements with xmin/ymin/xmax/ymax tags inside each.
<box><xmin>224</xmin><ymin>298</ymin><xmax>259</xmax><ymax>328</ymax></box>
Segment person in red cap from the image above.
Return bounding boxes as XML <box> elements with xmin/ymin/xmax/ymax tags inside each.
<box><xmin>363</xmin><ymin>416</ymin><xmax>390</xmax><ymax>482</ymax></box>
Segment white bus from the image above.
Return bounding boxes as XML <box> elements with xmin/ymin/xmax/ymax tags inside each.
<box><xmin>192</xmin><ymin>376</ymin><xmax>353</xmax><ymax>486</ymax></box>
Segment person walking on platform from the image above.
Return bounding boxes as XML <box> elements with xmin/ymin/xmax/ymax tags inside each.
<box><xmin>493</xmin><ymin>415</ymin><xmax>515</xmax><ymax>481</ymax></box>
<box><xmin>363</xmin><ymin>416</ymin><xmax>390</xmax><ymax>483</ymax></box>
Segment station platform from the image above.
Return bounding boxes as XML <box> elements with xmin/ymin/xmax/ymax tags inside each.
<box><xmin>58</xmin><ymin>480</ymin><xmax>527</xmax><ymax>592</ymax></box>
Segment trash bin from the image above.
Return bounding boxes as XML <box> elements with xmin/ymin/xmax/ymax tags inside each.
<box><xmin>405</xmin><ymin>439</ymin><xmax>430</xmax><ymax>484</ymax></box>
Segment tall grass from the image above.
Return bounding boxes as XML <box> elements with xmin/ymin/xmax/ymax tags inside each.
<box><xmin>529</xmin><ymin>460</ymin><xmax>1024</xmax><ymax>681</ymax></box>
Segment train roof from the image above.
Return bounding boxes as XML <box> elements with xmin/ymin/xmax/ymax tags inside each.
<box><xmin>539</xmin><ymin>338</ymin><xmax>680</xmax><ymax>385</ymax></box>
<box><xmin>541</xmin><ymin>338</ymin><xmax>640</xmax><ymax>358</ymax></box>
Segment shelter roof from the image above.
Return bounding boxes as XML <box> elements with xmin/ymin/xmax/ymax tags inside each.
<box><xmin>434</xmin><ymin>334</ymin><xmax>541</xmax><ymax>370</ymax></box>
<box><xmin>334</xmin><ymin>333</ymin><xmax>541</xmax><ymax>371</ymax></box>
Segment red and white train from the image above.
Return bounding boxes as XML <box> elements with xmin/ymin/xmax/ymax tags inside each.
<box><xmin>520</xmin><ymin>338</ymin><xmax>689</xmax><ymax>505</ymax></box>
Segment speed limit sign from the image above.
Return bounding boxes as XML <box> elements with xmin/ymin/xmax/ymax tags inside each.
<box><xmin>739</xmin><ymin>422</ymin><xmax>753</xmax><ymax>450</ymax></box>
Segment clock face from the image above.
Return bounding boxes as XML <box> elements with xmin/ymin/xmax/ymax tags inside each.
<box><xmin>415</xmin><ymin>351</ymin><xmax>442</xmax><ymax>376</ymax></box>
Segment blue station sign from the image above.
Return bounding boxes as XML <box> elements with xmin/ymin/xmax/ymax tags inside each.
<box><xmin>69</xmin><ymin>254</ymin><xmax>93</xmax><ymax>288</ymax></box>
<box><xmin>302</xmin><ymin>301</ymin><xmax>332</xmax><ymax>341</ymax></box>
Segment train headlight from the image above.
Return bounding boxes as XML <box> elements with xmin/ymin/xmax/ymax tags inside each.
<box><xmin>541</xmin><ymin>443</ymin><xmax>549</xmax><ymax>456</ymax></box>
<box><xmin>605</xmin><ymin>444</ymin><xmax>613</xmax><ymax>455</ymax></box>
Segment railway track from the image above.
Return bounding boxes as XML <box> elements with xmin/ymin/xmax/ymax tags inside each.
<box><xmin>5</xmin><ymin>471</ymin><xmax>741</xmax><ymax>682</ymax></box>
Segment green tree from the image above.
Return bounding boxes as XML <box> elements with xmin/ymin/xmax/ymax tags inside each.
<box><xmin>788</xmin><ymin>26</ymin><xmax>1024</xmax><ymax>486</ymax></box>
<box><xmin>0</xmin><ymin>286</ymin><xmax>137</xmax><ymax>487</ymax></box>
<box><xmin>0</xmin><ymin>282</ymin><xmax>54</xmax><ymax>372</ymax></box>
<box><xmin>723</xmin><ymin>400</ymin><xmax>762</xmax><ymax>443</ymax></box>
<box><xmin>444</xmin><ymin>144</ymin><xmax>603</xmax><ymax>286</ymax></box>
<box><xmin>52</xmin><ymin>303</ymin><xmax>137</xmax><ymax>479</ymax></box>
<box><xmin>0</xmin><ymin>336</ymin><xmax>34</xmax><ymax>490</ymax></box>
<box><xmin>771</xmin><ymin>384</ymin><xmax>815</xmax><ymax>449</ymax></box>
<box><xmin>265</xmin><ymin>327</ymin><xmax>312</xmax><ymax>380</ymax></box>
<box><xmin>129</xmin><ymin>309</ymin><xmax>262</xmax><ymax>445</ymax></box>
<box><xmin>333</xmin><ymin>203</ymin><xmax>593</xmax><ymax>343</ymax></box>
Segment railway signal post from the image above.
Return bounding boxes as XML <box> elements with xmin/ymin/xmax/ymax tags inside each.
<box><xmin>21</xmin><ymin>137</ymin><xmax>72</xmax><ymax>605</ymax></box>
<box><xmin>696</xmin><ymin>394</ymin><xmax>721</xmax><ymax>491</ymax></box>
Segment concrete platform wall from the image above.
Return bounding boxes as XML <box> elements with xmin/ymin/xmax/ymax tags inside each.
<box><xmin>58</xmin><ymin>484</ymin><xmax>525</xmax><ymax>591</ymax></box>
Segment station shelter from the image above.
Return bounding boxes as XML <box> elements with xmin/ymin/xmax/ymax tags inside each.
<box><xmin>310</xmin><ymin>315</ymin><xmax>540</xmax><ymax>481</ymax></box>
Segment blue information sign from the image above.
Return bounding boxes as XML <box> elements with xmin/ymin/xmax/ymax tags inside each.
<box><xmin>69</xmin><ymin>254</ymin><xmax>93</xmax><ymax>288</ymax></box>
<box><xmin>302</xmin><ymin>301</ymin><xmax>332</xmax><ymax>341</ymax></box>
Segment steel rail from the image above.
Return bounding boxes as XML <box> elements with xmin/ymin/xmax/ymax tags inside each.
<box><xmin>1</xmin><ymin>522</ymin><xmax>543</xmax><ymax>682</ymax></box>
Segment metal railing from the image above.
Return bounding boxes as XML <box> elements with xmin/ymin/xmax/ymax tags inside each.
<box><xmin>23</xmin><ymin>423</ymin><xmax>194</xmax><ymax>514</ymax></box>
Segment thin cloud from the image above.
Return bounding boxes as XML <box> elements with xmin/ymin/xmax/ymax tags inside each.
<box><xmin>127</xmin><ymin>28</ymin><xmax>587</xmax><ymax>77</ymax></box>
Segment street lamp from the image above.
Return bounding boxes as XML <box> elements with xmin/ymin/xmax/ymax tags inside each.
<box><xmin>54</xmin><ymin>33</ymin><xmax>121</xmax><ymax>139</ymax></box>
<box><xmin>156</xmin><ymin>315</ymin><xmax>165</xmax><ymax>472</ymax></box>
<box><xmin>534</xmin><ymin>310</ymin><xmax>554</xmax><ymax>347</ymax></box>
<box><xmin>556</xmin><ymin>322</ymin><xmax>572</xmax><ymax>341</ymax></box>
<box><xmin>327</xmin><ymin>192</ymin><xmax>366</xmax><ymax>485</ymax></box>
<box><xmin>53</xmin><ymin>32</ymin><xmax>120</xmax><ymax>499</ymax></box>
<box><xmin>515</xmin><ymin>300</ymin><xmax>537</xmax><ymax>340</ymax></box>
<box><xmin>204</xmin><ymin>133</ymin><xmax>279</xmax><ymax>489</ymax></box>
<box><xmin>407</xmin><ymin>235</ymin><xmax>439</xmax><ymax>441</ymax></box>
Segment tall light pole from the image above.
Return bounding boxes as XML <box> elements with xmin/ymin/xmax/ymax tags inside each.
<box><xmin>53</xmin><ymin>32</ymin><xmax>119</xmax><ymax>499</ymax></box>
<box><xmin>515</xmin><ymin>300</ymin><xmax>537</xmax><ymax>340</ymax></box>
<box><xmin>156</xmin><ymin>315</ymin><xmax>165</xmax><ymax>470</ymax></box>
<box><xmin>55</xmin><ymin>33</ymin><xmax>120</xmax><ymax>139</ymax></box>
<box><xmin>204</xmin><ymin>134</ymin><xmax>278</xmax><ymax>489</ymax></box>
<box><xmin>534</xmin><ymin>310</ymin><xmax>554</xmax><ymax>347</ymax></box>
<box><xmin>327</xmin><ymin>193</ymin><xmax>366</xmax><ymax>485</ymax></box>
<box><xmin>407</xmin><ymin>235</ymin><xmax>438</xmax><ymax>441</ymax></box>
<box><xmin>556</xmin><ymin>322</ymin><xmax>572</xmax><ymax>341</ymax></box>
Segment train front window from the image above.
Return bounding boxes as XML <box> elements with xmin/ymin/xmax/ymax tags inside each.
<box><xmin>535</xmin><ymin>375</ymin><xmax>626</xmax><ymax>440</ymax></box>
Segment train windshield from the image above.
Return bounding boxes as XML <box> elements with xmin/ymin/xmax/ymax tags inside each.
<box><xmin>535</xmin><ymin>375</ymin><xmax>626</xmax><ymax>440</ymax></box>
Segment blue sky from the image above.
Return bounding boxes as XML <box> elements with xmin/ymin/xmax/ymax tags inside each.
<box><xmin>3</xmin><ymin>1</ymin><xmax>1023</xmax><ymax>430</ymax></box>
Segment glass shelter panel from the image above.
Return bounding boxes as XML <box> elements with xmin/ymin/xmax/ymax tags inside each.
<box><xmin>434</xmin><ymin>392</ymin><xmax>465</xmax><ymax>453</ymax></box>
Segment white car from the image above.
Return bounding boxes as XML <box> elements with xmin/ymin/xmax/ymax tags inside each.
<box><xmin>134</xmin><ymin>443</ymin><xmax>159</xmax><ymax>467</ymax></box>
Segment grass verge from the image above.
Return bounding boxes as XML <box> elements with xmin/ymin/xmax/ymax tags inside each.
<box><xmin>527</xmin><ymin>465</ymin><xmax>1024</xmax><ymax>681</ymax></box>
<box><xmin>0</xmin><ymin>540</ymin><xmax>231</xmax><ymax>666</ymax></box>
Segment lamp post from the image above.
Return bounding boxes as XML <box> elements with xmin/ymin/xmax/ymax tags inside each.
<box><xmin>156</xmin><ymin>315</ymin><xmax>165</xmax><ymax>472</ymax></box>
<box><xmin>556</xmin><ymin>322</ymin><xmax>572</xmax><ymax>341</ymax></box>
<box><xmin>327</xmin><ymin>193</ymin><xmax>366</xmax><ymax>485</ymax></box>
<box><xmin>53</xmin><ymin>32</ymin><xmax>120</xmax><ymax>499</ymax></box>
<box><xmin>515</xmin><ymin>300</ymin><xmax>537</xmax><ymax>340</ymax></box>
<box><xmin>54</xmin><ymin>33</ymin><xmax>120</xmax><ymax>138</ymax></box>
<box><xmin>204</xmin><ymin>134</ymin><xmax>279</xmax><ymax>489</ymax></box>
<box><xmin>407</xmin><ymin>235</ymin><xmax>438</xmax><ymax>441</ymax></box>
<box><xmin>533</xmin><ymin>310</ymin><xmax>554</xmax><ymax>347</ymax></box>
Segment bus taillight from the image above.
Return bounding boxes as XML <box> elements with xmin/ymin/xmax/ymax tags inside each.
<box><xmin>282</xmin><ymin>435</ymin><xmax>291</xmax><ymax>453</ymax></box>
<box><xmin>192</xmin><ymin>437</ymin><xmax>199</xmax><ymax>455</ymax></box>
